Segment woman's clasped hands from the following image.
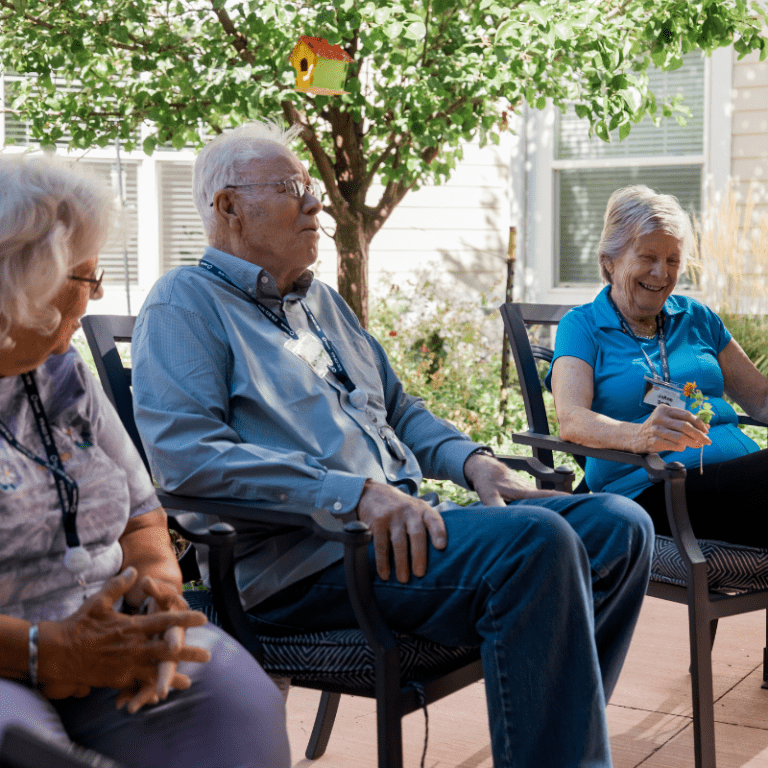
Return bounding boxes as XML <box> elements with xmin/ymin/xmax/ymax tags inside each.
<box><xmin>634</xmin><ymin>403</ymin><xmax>712</xmax><ymax>454</ymax></box>
<box><xmin>36</xmin><ymin>566</ymin><xmax>210</xmax><ymax>712</ymax></box>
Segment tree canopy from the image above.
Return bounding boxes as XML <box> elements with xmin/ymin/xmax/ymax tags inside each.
<box><xmin>1</xmin><ymin>0</ymin><xmax>766</xmax><ymax>323</ymax></box>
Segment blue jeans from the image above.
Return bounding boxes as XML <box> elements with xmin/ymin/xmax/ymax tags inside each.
<box><xmin>253</xmin><ymin>493</ymin><xmax>654</xmax><ymax>768</ymax></box>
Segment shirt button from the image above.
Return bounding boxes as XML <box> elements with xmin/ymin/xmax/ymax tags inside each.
<box><xmin>279</xmin><ymin>493</ymin><xmax>287</xmax><ymax>502</ymax></box>
<box><xmin>260</xmin><ymin>276</ymin><xmax>269</xmax><ymax>284</ymax></box>
<box><xmin>333</xmin><ymin>501</ymin><xmax>343</xmax><ymax>511</ymax></box>
<box><xmin>364</xmin><ymin>425</ymin><xmax>372</xmax><ymax>432</ymax></box>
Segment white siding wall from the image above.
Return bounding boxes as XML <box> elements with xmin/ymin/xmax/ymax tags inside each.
<box><xmin>312</xmin><ymin>134</ymin><xmax>514</xmax><ymax>303</ymax></box>
<box><xmin>731</xmin><ymin>47</ymin><xmax>768</xmax><ymax>220</ymax></box>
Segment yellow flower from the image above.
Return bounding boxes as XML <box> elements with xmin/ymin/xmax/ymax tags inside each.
<box><xmin>683</xmin><ymin>381</ymin><xmax>697</xmax><ymax>398</ymax></box>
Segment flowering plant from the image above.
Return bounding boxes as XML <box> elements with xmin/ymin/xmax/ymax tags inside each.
<box><xmin>684</xmin><ymin>382</ymin><xmax>713</xmax><ymax>473</ymax></box>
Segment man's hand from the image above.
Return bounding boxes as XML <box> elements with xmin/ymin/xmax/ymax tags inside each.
<box><xmin>356</xmin><ymin>480</ymin><xmax>447</xmax><ymax>583</ymax></box>
<box><xmin>464</xmin><ymin>452</ymin><xmax>569</xmax><ymax>507</ymax></box>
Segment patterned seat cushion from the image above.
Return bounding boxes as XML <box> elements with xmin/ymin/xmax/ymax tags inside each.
<box><xmin>183</xmin><ymin>590</ymin><xmax>478</xmax><ymax>691</ymax></box>
<box><xmin>651</xmin><ymin>534</ymin><xmax>768</xmax><ymax>593</ymax></box>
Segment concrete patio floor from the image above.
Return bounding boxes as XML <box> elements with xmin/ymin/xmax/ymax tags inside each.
<box><xmin>284</xmin><ymin>596</ymin><xmax>768</xmax><ymax>767</ymax></box>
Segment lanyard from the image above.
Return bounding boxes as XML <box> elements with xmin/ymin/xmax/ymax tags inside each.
<box><xmin>606</xmin><ymin>290</ymin><xmax>671</xmax><ymax>382</ymax></box>
<box><xmin>199</xmin><ymin>259</ymin><xmax>365</xmax><ymax>404</ymax></box>
<box><xmin>0</xmin><ymin>373</ymin><xmax>90</xmax><ymax>573</ymax></box>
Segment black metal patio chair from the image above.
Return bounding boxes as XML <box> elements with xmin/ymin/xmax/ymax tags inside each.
<box><xmin>81</xmin><ymin>313</ymin><xmax>574</xmax><ymax>768</ymax></box>
<box><xmin>500</xmin><ymin>300</ymin><xmax>768</xmax><ymax>768</ymax></box>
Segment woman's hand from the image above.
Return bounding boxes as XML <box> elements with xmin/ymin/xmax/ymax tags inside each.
<box><xmin>116</xmin><ymin>575</ymin><xmax>196</xmax><ymax>713</ymax></box>
<box><xmin>633</xmin><ymin>404</ymin><xmax>712</xmax><ymax>454</ymax></box>
<box><xmin>37</xmin><ymin>567</ymin><xmax>210</xmax><ymax>705</ymax></box>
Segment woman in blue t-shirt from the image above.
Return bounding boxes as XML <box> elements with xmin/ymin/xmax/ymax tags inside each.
<box><xmin>547</xmin><ymin>185</ymin><xmax>768</xmax><ymax>546</ymax></box>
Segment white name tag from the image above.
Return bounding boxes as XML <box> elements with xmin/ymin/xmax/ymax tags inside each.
<box><xmin>642</xmin><ymin>376</ymin><xmax>685</xmax><ymax>410</ymax></box>
<box><xmin>285</xmin><ymin>329</ymin><xmax>332</xmax><ymax>378</ymax></box>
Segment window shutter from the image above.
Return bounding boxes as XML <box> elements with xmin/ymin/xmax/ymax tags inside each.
<box><xmin>159</xmin><ymin>162</ymin><xmax>208</xmax><ymax>272</ymax></box>
<box><xmin>78</xmin><ymin>161</ymin><xmax>139</xmax><ymax>286</ymax></box>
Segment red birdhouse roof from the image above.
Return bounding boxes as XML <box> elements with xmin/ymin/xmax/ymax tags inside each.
<box><xmin>290</xmin><ymin>36</ymin><xmax>353</xmax><ymax>63</ymax></box>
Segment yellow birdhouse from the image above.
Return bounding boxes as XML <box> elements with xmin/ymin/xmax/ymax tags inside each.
<box><xmin>289</xmin><ymin>36</ymin><xmax>353</xmax><ymax>95</ymax></box>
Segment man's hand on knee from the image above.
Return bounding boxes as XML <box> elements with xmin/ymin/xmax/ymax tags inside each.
<box><xmin>464</xmin><ymin>452</ymin><xmax>568</xmax><ymax>507</ymax></box>
<box><xmin>356</xmin><ymin>480</ymin><xmax>447</xmax><ymax>583</ymax></box>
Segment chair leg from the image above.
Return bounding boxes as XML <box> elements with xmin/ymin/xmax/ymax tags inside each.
<box><xmin>376</xmin><ymin>651</ymin><xmax>404</xmax><ymax>768</ymax></box>
<box><xmin>762</xmin><ymin>609</ymin><xmax>768</xmax><ymax>690</ymax></box>
<box><xmin>689</xmin><ymin>612</ymin><xmax>717</xmax><ymax>768</ymax></box>
<box><xmin>305</xmin><ymin>691</ymin><xmax>341</xmax><ymax>760</ymax></box>
<box><xmin>689</xmin><ymin>618</ymin><xmax>718</xmax><ymax>674</ymax></box>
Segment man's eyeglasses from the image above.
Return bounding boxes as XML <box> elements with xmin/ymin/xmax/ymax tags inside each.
<box><xmin>210</xmin><ymin>178</ymin><xmax>323</xmax><ymax>206</ymax></box>
<box><xmin>69</xmin><ymin>268</ymin><xmax>105</xmax><ymax>297</ymax></box>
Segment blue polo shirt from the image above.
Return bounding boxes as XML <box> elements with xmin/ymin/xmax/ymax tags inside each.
<box><xmin>545</xmin><ymin>286</ymin><xmax>759</xmax><ymax>498</ymax></box>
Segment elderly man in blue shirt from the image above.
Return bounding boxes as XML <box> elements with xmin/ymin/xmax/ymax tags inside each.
<box><xmin>132</xmin><ymin>121</ymin><xmax>654</xmax><ymax>768</ymax></box>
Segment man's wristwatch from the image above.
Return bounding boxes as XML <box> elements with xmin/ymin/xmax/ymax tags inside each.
<box><xmin>468</xmin><ymin>447</ymin><xmax>495</xmax><ymax>460</ymax></box>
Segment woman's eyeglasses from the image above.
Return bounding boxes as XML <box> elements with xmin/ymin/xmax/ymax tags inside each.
<box><xmin>69</xmin><ymin>268</ymin><xmax>105</xmax><ymax>297</ymax></box>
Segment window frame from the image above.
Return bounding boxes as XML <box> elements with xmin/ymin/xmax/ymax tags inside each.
<box><xmin>521</xmin><ymin>46</ymin><xmax>733</xmax><ymax>305</ymax></box>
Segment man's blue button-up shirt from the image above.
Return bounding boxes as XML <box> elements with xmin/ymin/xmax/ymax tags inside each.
<box><xmin>132</xmin><ymin>247</ymin><xmax>480</xmax><ymax>608</ymax></box>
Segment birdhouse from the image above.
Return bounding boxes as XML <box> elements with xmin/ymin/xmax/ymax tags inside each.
<box><xmin>289</xmin><ymin>36</ymin><xmax>353</xmax><ymax>95</ymax></box>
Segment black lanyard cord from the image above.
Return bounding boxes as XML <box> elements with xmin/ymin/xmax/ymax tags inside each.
<box><xmin>199</xmin><ymin>260</ymin><xmax>362</xmax><ymax>397</ymax></box>
<box><xmin>606</xmin><ymin>290</ymin><xmax>671</xmax><ymax>383</ymax></box>
<box><xmin>0</xmin><ymin>373</ymin><xmax>83</xmax><ymax>555</ymax></box>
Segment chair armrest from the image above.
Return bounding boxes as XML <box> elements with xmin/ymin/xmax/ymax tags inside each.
<box><xmin>157</xmin><ymin>492</ymin><xmax>370</xmax><ymax>545</ymax></box>
<box><xmin>497</xmin><ymin>454</ymin><xmax>575</xmax><ymax>491</ymax></box>
<box><xmin>738</xmin><ymin>413</ymin><xmax>768</xmax><ymax>428</ymax></box>
<box><xmin>512</xmin><ymin>430</ymin><xmax>710</xmax><ymax>584</ymax></box>
<box><xmin>511</xmin><ymin>431</ymin><xmax>686</xmax><ymax>482</ymax></box>
<box><xmin>160</xmin><ymin>495</ymin><xmax>374</xmax><ymax>664</ymax></box>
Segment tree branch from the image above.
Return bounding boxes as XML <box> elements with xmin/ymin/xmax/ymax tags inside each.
<box><xmin>281</xmin><ymin>100</ymin><xmax>344</xmax><ymax>209</ymax></box>
<box><xmin>207</xmin><ymin>0</ymin><xmax>255</xmax><ymax>66</ymax></box>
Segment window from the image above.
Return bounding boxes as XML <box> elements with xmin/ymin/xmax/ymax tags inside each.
<box><xmin>554</xmin><ymin>52</ymin><xmax>705</xmax><ymax>286</ymax></box>
<box><xmin>158</xmin><ymin>162</ymin><xmax>208</xmax><ymax>272</ymax></box>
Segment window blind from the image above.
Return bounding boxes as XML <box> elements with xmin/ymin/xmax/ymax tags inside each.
<box><xmin>556</xmin><ymin>53</ymin><xmax>705</xmax><ymax>160</ymax></box>
<box><xmin>158</xmin><ymin>162</ymin><xmax>208</xmax><ymax>272</ymax></box>
<box><xmin>556</xmin><ymin>165</ymin><xmax>701</xmax><ymax>284</ymax></box>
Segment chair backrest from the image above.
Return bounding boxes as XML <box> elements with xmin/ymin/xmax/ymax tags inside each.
<box><xmin>80</xmin><ymin>314</ymin><xmax>203</xmax><ymax>583</ymax></box>
<box><xmin>80</xmin><ymin>315</ymin><xmax>148</xmax><ymax>470</ymax></box>
<box><xmin>498</xmin><ymin>302</ymin><xmax>574</xmax><ymax>471</ymax></box>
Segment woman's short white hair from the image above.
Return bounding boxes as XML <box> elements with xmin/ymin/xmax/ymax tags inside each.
<box><xmin>598</xmin><ymin>185</ymin><xmax>695</xmax><ymax>283</ymax></box>
<box><xmin>0</xmin><ymin>154</ymin><xmax>112</xmax><ymax>350</ymax></box>
<box><xmin>193</xmin><ymin>121</ymin><xmax>304</xmax><ymax>238</ymax></box>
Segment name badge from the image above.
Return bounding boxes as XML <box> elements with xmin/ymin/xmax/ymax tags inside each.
<box><xmin>642</xmin><ymin>376</ymin><xmax>685</xmax><ymax>410</ymax></box>
<box><xmin>285</xmin><ymin>329</ymin><xmax>332</xmax><ymax>378</ymax></box>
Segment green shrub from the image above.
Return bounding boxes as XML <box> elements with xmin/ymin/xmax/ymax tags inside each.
<box><xmin>720</xmin><ymin>311</ymin><xmax>768</xmax><ymax>378</ymax></box>
<box><xmin>369</xmin><ymin>282</ymin><xmax>583</xmax><ymax>503</ymax></box>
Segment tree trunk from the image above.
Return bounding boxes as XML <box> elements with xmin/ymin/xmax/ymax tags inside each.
<box><xmin>334</xmin><ymin>212</ymin><xmax>371</xmax><ymax>328</ymax></box>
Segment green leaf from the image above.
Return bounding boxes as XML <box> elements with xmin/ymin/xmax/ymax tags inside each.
<box><xmin>404</xmin><ymin>21</ymin><xmax>427</xmax><ymax>41</ymax></box>
<box><xmin>620</xmin><ymin>86</ymin><xmax>642</xmax><ymax>113</ymax></box>
<box><xmin>618</xmin><ymin>121</ymin><xmax>632</xmax><ymax>140</ymax></box>
<box><xmin>574</xmin><ymin>103</ymin><xmax>590</xmax><ymax>120</ymax></box>
<box><xmin>495</xmin><ymin>18</ymin><xmax>518</xmax><ymax>43</ymax></box>
<box><xmin>521</xmin><ymin>2</ymin><xmax>551</xmax><ymax>26</ymax></box>
<box><xmin>554</xmin><ymin>21</ymin><xmax>573</xmax><ymax>40</ymax></box>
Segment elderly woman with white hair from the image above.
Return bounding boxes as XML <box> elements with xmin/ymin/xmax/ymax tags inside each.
<box><xmin>547</xmin><ymin>185</ymin><xmax>768</xmax><ymax>545</ymax></box>
<box><xmin>0</xmin><ymin>155</ymin><xmax>290</xmax><ymax>768</ymax></box>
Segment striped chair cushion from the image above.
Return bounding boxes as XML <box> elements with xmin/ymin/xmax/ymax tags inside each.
<box><xmin>183</xmin><ymin>590</ymin><xmax>478</xmax><ymax>691</ymax></box>
<box><xmin>651</xmin><ymin>534</ymin><xmax>768</xmax><ymax>593</ymax></box>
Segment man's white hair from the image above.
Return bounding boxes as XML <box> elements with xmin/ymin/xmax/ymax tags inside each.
<box><xmin>193</xmin><ymin>121</ymin><xmax>304</xmax><ymax>238</ymax></box>
<box><xmin>0</xmin><ymin>154</ymin><xmax>112</xmax><ymax>350</ymax></box>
